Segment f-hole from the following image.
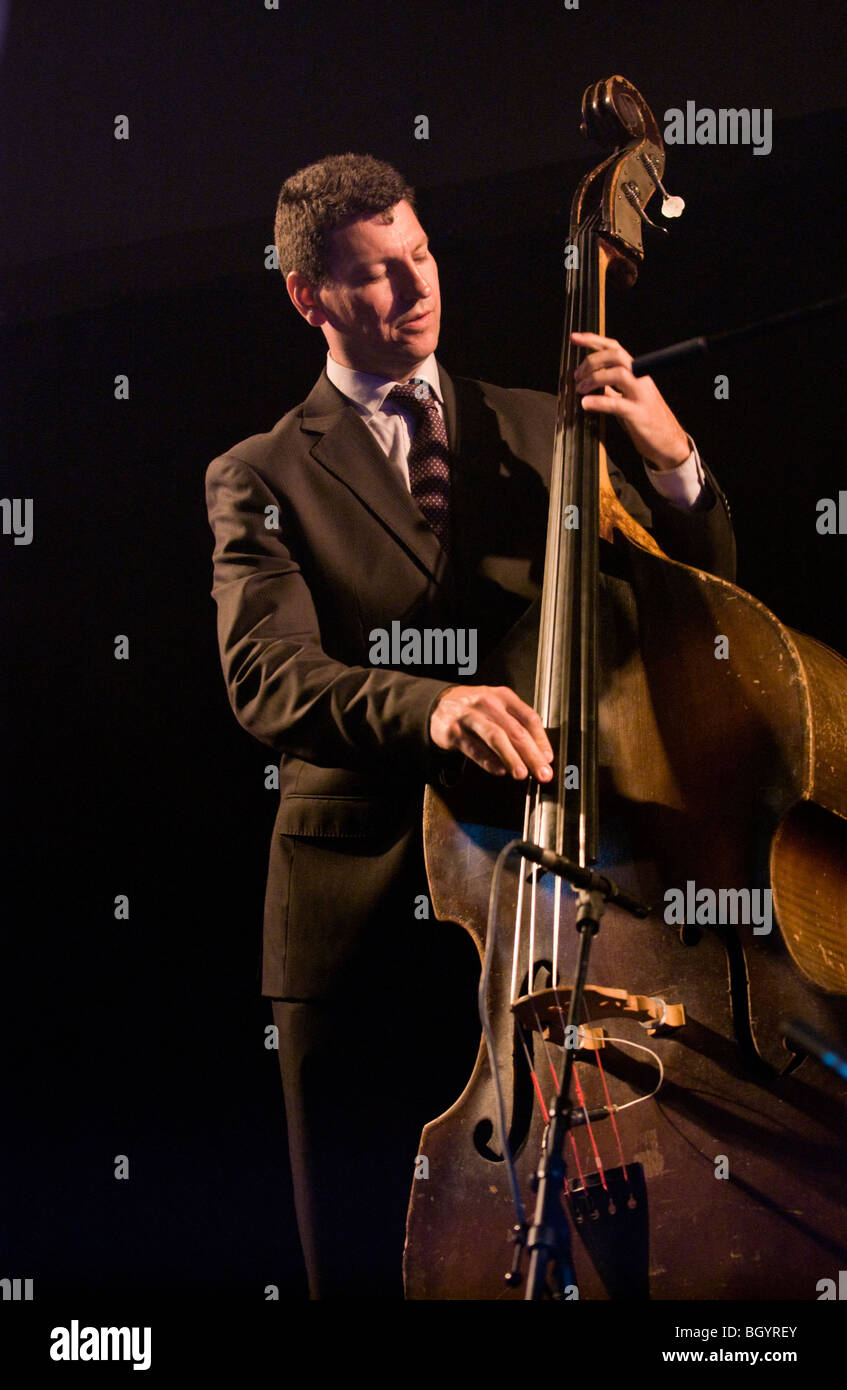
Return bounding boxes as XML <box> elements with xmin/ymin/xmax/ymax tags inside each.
<box><xmin>472</xmin><ymin>963</ymin><xmax>553</xmax><ymax>1163</ymax></box>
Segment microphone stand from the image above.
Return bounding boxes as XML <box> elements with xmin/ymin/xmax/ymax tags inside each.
<box><xmin>510</xmin><ymin>844</ymin><xmax>649</xmax><ymax>1301</ymax></box>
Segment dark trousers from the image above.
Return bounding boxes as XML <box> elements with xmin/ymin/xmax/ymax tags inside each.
<box><xmin>271</xmin><ymin>879</ymin><xmax>480</xmax><ymax>1299</ymax></box>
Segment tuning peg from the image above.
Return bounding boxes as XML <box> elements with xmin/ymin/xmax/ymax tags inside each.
<box><xmin>640</xmin><ymin>153</ymin><xmax>686</xmax><ymax>219</ymax></box>
<box><xmin>623</xmin><ymin>181</ymin><xmax>669</xmax><ymax>235</ymax></box>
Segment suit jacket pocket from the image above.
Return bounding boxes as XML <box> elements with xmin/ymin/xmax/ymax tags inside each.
<box><xmin>275</xmin><ymin>759</ymin><xmax>421</xmax><ymax>837</ymax></box>
<box><xmin>274</xmin><ymin>792</ymin><xmax>416</xmax><ymax>838</ymax></box>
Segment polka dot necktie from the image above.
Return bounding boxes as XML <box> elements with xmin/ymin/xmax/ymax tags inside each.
<box><xmin>387</xmin><ymin>379</ymin><xmax>451</xmax><ymax>551</ymax></box>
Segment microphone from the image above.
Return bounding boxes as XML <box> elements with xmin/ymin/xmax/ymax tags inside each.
<box><xmin>515</xmin><ymin>842</ymin><xmax>650</xmax><ymax>918</ymax></box>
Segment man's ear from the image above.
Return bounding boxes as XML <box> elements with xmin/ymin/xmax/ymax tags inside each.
<box><xmin>286</xmin><ymin>271</ymin><xmax>328</xmax><ymax>326</ymax></box>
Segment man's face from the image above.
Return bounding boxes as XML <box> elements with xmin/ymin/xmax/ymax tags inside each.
<box><xmin>309</xmin><ymin>199</ymin><xmax>441</xmax><ymax>380</ymax></box>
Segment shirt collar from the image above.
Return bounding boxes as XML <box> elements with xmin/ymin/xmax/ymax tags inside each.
<box><xmin>325</xmin><ymin>352</ymin><xmax>443</xmax><ymax>416</ymax></box>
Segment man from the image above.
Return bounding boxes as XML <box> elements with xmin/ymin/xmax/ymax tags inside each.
<box><xmin>205</xmin><ymin>153</ymin><xmax>734</xmax><ymax>1299</ymax></box>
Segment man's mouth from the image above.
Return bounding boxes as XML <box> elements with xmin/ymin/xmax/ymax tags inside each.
<box><xmin>398</xmin><ymin>309</ymin><xmax>433</xmax><ymax>328</ymax></box>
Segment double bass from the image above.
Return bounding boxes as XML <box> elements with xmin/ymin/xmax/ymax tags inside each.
<box><xmin>404</xmin><ymin>76</ymin><xmax>847</xmax><ymax>1300</ymax></box>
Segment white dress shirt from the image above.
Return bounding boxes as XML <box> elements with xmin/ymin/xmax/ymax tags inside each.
<box><xmin>325</xmin><ymin>351</ymin><xmax>706</xmax><ymax>509</ymax></box>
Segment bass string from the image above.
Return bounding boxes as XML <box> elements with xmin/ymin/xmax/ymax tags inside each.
<box><xmin>562</xmin><ymin>217</ymin><xmax>627</xmax><ymax>1190</ymax></box>
<box><xmin>547</xmin><ymin>204</ymin><xmax>596</xmax><ymax>994</ymax></box>
<box><xmin>511</xmin><ymin>208</ymin><xmax>601</xmax><ymax>1013</ymax></box>
<box><xmin>556</xmin><ymin>214</ymin><xmax>619</xmax><ymax>1192</ymax></box>
<box><xmin>511</xmin><ymin>995</ymin><xmax>631</xmax><ymax>1212</ymax></box>
<box><xmin>507</xmin><ymin>208</ymin><xmax>627</xmax><ymax>1199</ymax></box>
<box><xmin>569</xmin><ymin>223</ymin><xmax>658</xmax><ymax>1189</ymax></box>
<box><xmin>518</xmin><ymin>995</ymin><xmax>617</xmax><ymax>1208</ymax></box>
<box><xmin>517</xmin><ymin>1026</ymin><xmax>550</xmax><ymax>1125</ymax></box>
<box><xmin>577</xmin><ymin>209</ymin><xmax>601</xmax><ymax>870</ymax></box>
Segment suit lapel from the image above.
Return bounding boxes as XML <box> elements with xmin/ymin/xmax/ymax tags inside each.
<box><xmin>300</xmin><ymin>367</ymin><xmax>456</xmax><ymax>582</ymax></box>
<box><xmin>439</xmin><ymin>364</ymin><xmax>460</xmax><ymax>455</ymax></box>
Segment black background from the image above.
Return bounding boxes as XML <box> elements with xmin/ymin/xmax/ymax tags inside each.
<box><xmin>2</xmin><ymin>0</ymin><xmax>846</xmax><ymax>1344</ymax></box>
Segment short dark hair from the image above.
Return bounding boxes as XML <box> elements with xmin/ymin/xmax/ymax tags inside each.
<box><xmin>274</xmin><ymin>153</ymin><xmax>416</xmax><ymax>286</ymax></box>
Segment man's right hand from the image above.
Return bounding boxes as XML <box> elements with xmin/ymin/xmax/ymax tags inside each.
<box><xmin>429</xmin><ymin>685</ymin><xmax>554</xmax><ymax>781</ymax></box>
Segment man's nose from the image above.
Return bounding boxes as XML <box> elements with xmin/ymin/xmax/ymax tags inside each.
<box><xmin>400</xmin><ymin>260</ymin><xmax>432</xmax><ymax>299</ymax></box>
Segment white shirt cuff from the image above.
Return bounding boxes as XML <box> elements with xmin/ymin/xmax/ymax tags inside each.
<box><xmin>642</xmin><ymin>436</ymin><xmax>706</xmax><ymax>509</ymax></box>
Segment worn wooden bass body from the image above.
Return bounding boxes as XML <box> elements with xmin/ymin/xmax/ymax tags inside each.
<box><xmin>404</xmin><ymin>77</ymin><xmax>847</xmax><ymax>1301</ymax></box>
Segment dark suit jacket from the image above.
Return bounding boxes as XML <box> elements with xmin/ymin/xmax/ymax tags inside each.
<box><xmin>205</xmin><ymin>362</ymin><xmax>735</xmax><ymax>998</ymax></box>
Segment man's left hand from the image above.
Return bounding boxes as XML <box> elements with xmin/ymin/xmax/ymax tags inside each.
<box><xmin>571</xmin><ymin>331</ymin><xmax>690</xmax><ymax>471</ymax></box>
